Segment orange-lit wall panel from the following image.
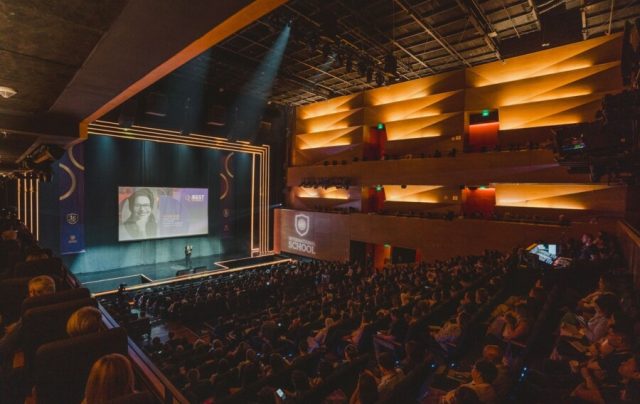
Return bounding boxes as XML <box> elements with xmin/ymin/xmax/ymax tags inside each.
<box><xmin>465</xmin><ymin>34</ymin><xmax>622</xmax><ymax>87</ymax></box>
<box><xmin>364</xmin><ymin>71</ymin><xmax>465</xmax><ymax>106</ymax></box>
<box><xmin>494</xmin><ymin>183</ymin><xmax>626</xmax><ymax>212</ymax></box>
<box><xmin>297</xmin><ymin>93</ymin><xmax>363</xmax><ymax>120</ymax></box>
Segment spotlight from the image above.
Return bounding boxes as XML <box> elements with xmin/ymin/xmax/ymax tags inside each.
<box><xmin>0</xmin><ymin>86</ymin><xmax>17</xmax><ymax>99</ymax></box>
<box><xmin>31</xmin><ymin>145</ymin><xmax>65</xmax><ymax>164</ymax></box>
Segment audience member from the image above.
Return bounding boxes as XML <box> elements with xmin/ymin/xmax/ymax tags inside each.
<box><xmin>82</xmin><ymin>353</ymin><xmax>136</xmax><ymax>404</ymax></box>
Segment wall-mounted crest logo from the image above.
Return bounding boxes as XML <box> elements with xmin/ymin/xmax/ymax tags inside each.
<box><xmin>294</xmin><ymin>214</ymin><xmax>310</xmax><ymax>237</ymax></box>
<box><xmin>66</xmin><ymin>213</ymin><xmax>79</xmax><ymax>225</ymax></box>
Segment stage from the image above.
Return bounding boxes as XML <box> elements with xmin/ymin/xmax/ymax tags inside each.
<box><xmin>75</xmin><ymin>253</ymin><xmax>290</xmax><ymax>294</ymax></box>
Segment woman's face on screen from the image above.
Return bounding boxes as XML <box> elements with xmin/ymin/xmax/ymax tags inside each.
<box><xmin>132</xmin><ymin>195</ymin><xmax>152</xmax><ymax>221</ymax></box>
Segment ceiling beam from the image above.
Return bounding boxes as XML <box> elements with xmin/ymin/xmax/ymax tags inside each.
<box><xmin>214</xmin><ymin>45</ymin><xmax>340</xmax><ymax>99</ymax></box>
<box><xmin>607</xmin><ymin>0</ymin><xmax>616</xmax><ymax>35</ymax></box>
<box><xmin>65</xmin><ymin>0</ymin><xmax>289</xmax><ymax>137</ymax></box>
<box><xmin>393</xmin><ymin>0</ymin><xmax>471</xmax><ymax>67</ymax></box>
<box><xmin>456</xmin><ymin>0</ymin><xmax>503</xmax><ymax>60</ymax></box>
<box><xmin>329</xmin><ymin>0</ymin><xmax>434</xmax><ymax>75</ymax></box>
<box><xmin>527</xmin><ymin>0</ymin><xmax>543</xmax><ymax>31</ymax></box>
<box><xmin>581</xmin><ymin>0</ymin><xmax>589</xmax><ymax>40</ymax></box>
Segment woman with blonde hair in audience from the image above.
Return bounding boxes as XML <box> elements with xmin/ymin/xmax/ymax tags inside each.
<box><xmin>67</xmin><ymin>306</ymin><xmax>102</xmax><ymax>337</ymax></box>
<box><xmin>82</xmin><ymin>353</ymin><xmax>135</xmax><ymax>404</ymax></box>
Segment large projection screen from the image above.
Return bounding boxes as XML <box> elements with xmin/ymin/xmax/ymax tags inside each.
<box><xmin>118</xmin><ymin>187</ymin><xmax>209</xmax><ymax>242</ymax></box>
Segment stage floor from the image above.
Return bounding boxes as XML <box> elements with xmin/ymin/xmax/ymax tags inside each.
<box><xmin>76</xmin><ymin>253</ymin><xmax>288</xmax><ymax>294</ymax></box>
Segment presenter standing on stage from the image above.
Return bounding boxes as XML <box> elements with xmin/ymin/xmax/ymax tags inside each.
<box><xmin>185</xmin><ymin>244</ymin><xmax>193</xmax><ymax>269</ymax></box>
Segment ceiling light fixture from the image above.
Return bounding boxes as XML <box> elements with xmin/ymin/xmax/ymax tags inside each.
<box><xmin>0</xmin><ymin>86</ymin><xmax>17</xmax><ymax>99</ymax></box>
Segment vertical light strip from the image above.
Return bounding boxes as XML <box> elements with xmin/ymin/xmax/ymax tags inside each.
<box><xmin>23</xmin><ymin>179</ymin><xmax>28</xmax><ymax>229</ymax></box>
<box><xmin>35</xmin><ymin>180</ymin><xmax>39</xmax><ymax>241</ymax></box>
<box><xmin>263</xmin><ymin>150</ymin><xmax>267</xmax><ymax>253</ymax></box>
<box><xmin>17</xmin><ymin>179</ymin><xmax>21</xmax><ymax>222</ymax></box>
<box><xmin>30</xmin><ymin>178</ymin><xmax>34</xmax><ymax>235</ymax></box>
<box><xmin>88</xmin><ymin>121</ymin><xmax>273</xmax><ymax>258</ymax></box>
<box><xmin>261</xmin><ymin>151</ymin><xmax>266</xmax><ymax>253</ymax></box>
<box><xmin>251</xmin><ymin>153</ymin><xmax>256</xmax><ymax>254</ymax></box>
<box><xmin>266</xmin><ymin>145</ymin><xmax>270</xmax><ymax>253</ymax></box>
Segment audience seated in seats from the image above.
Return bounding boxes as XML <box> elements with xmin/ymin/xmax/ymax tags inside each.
<box><xmin>82</xmin><ymin>353</ymin><xmax>136</xmax><ymax>404</ymax></box>
<box><xmin>67</xmin><ymin>306</ymin><xmax>103</xmax><ymax>337</ymax></box>
<box><xmin>481</xmin><ymin>345</ymin><xmax>510</xmax><ymax>401</ymax></box>
<box><xmin>344</xmin><ymin>312</ymin><xmax>374</xmax><ymax>348</ymax></box>
<box><xmin>453</xmin><ymin>386</ymin><xmax>482</xmax><ymax>404</ymax></box>
<box><xmin>443</xmin><ymin>360</ymin><xmax>498</xmax><ymax>404</ymax></box>
<box><xmin>374</xmin><ymin>308</ymin><xmax>408</xmax><ymax>347</ymax></box>
<box><xmin>369</xmin><ymin>352</ymin><xmax>404</xmax><ymax>396</ymax></box>
<box><xmin>97</xmin><ymin>250</ymin><xmax>522</xmax><ymax>403</ymax></box>
<box><xmin>486</xmin><ymin>302</ymin><xmax>531</xmax><ymax>344</ymax></box>
<box><xmin>570</xmin><ymin>345</ymin><xmax>638</xmax><ymax>403</ymax></box>
<box><xmin>349</xmin><ymin>372</ymin><xmax>379</xmax><ymax>404</ymax></box>
<box><xmin>401</xmin><ymin>340</ymin><xmax>426</xmax><ymax>374</ymax></box>
<box><xmin>432</xmin><ymin>311</ymin><xmax>471</xmax><ymax>353</ymax></box>
<box><xmin>275</xmin><ymin>369</ymin><xmax>311</xmax><ymax>403</ymax></box>
<box><xmin>307</xmin><ymin>317</ymin><xmax>335</xmax><ymax>352</ymax></box>
<box><xmin>0</xmin><ymin>275</ymin><xmax>56</xmax><ymax>361</ymax></box>
<box><xmin>560</xmin><ymin>292</ymin><xmax>620</xmax><ymax>345</ymax></box>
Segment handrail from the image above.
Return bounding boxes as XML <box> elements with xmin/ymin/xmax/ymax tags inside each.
<box><xmin>99</xmin><ymin>304</ymin><xmax>190</xmax><ymax>404</ymax></box>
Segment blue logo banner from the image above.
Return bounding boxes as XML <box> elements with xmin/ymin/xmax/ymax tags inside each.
<box><xmin>59</xmin><ymin>143</ymin><xmax>85</xmax><ymax>254</ymax></box>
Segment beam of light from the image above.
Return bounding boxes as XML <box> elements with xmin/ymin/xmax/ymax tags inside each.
<box><xmin>230</xmin><ymin>24</ymin><xmax>290</xmax><ymax>142</ymax></box>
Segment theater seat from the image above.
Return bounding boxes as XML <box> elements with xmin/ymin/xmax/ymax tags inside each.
<box><xmin>0</xmin><ymin>276</ymin><xmax>71</xmax><ymax>324</ymax></box>
<box><xmin>12</xmin><ymin>257</ymin><xmax>65</xmax><ymax>279</ymax></box>
<box><xmin>34</xmin><ymin>327</ymin><xmax>128</xmax><ymax>404</ymax></box>
<box><xmin>0</xmin><ymin>276</ymin><xmax>30</xmax><ymax>324</ymax></box>
<box><xmin>21</xmin><ymin>287</ymin><xmax>91</xmax><ymax>316</ymax></box>
<box><xmin>22</xmin><ymin>297</ymin><xmax>97</xmax><ymax>370</ymax></box>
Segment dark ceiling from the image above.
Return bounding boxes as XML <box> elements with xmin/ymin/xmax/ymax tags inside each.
<box><xmin>168</xmin><ymin>0</ymin><xmax>640</xmax><ymax>106</ymax></box>
<box><xmin>0</xmin><ymin>0</ymin><xmax>128</xmax><ymax>165</ymax></box>
<box><xmin>1</xmin><ymin>0</ymin><xmax>638</xmax><ymax>169</ymax></box>
<box><xmin>0</xmin><ymin>0</ymin><xmax>128</xmax><ymax>117</ymax></box>
<box><xmin>0</xmin><ymin>0</ymin><xmax>280</xmax><ymax>171</ymax></box>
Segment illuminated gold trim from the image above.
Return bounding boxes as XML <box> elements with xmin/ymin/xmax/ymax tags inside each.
<box><xmin>219</xmin><ymin>173</ymin><xmax>229</xmax><ymax>200</ymax></box>
<box><xmin>29</xmin><ymin>178</ymin><xmax>33</xmax><ymax>235</ymax></box>
<box><xmin>251</xmin><ymin>154</ymin><xmax>255</xmax><ymax>252</ymax></box>
<box><xmin>225</xmin><ymin>152</ymin><xmax>235</xmax><ymax>178</ymax></box>
<box><xmin>17</xmin><ymin>179</ymin><xmax>20</xmax><ymax>222</ymax></box>
<box><xmin>88</xmin><ymin>120</ymin><xmax>272</xmax><ymax>256</ymax></box>
<box><xmin>68</xmin><ymin>144</ymin><xmax>85</xmax><ymax>171</ymax></box>
<box><xmin>35</xmin><ymin>180</ymin><xmax>39</xmax><ymax>241</ymax></box>
<box><xmin>59</xmin><ymin>163</ymin><xmax>77</xmax><ymax>201</ymax></box>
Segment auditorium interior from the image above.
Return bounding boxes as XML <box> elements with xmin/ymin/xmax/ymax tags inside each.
<box><xmin>2</xmin><ymin>0</ymin><xmax>640</xmax><ymax>403</ymax></box>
